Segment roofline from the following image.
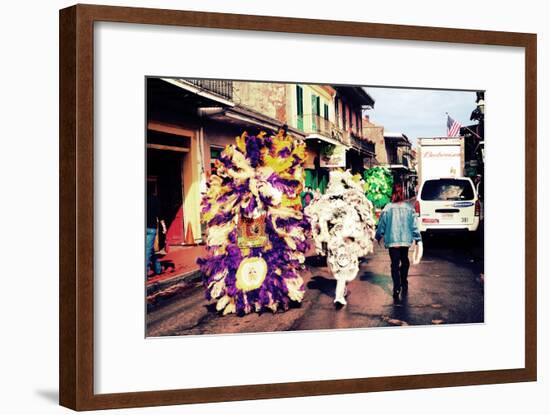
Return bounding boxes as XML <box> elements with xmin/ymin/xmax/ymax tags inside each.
<box><xmin>334</xmin><ymin>86</ymin><xmax>375</xmax><ymax>108</ymax></box>
<box><xmin>160</xmin><ymin>78</ymin><xmax>235</xmax><ymax>107</ymax></box>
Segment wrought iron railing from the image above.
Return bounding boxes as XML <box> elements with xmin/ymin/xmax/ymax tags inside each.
<box><xmin>186</xmin><ymin>79</ymin><xmax>233</xmax><ymax>100</ymax></box>
<box><xmin>350</xmin><ymin>134</ymin><xmax>376</xmax><ymax>154</ymax></box>
<box><xmin>305</xmin><ymin>114</ymin><xmax>333</xmax><ymax>136</ymax></box>
<box><xmin>303</xmin><ymin>114</ymin><xmax>350</xmax><ymax>145</ymax></box>
<box><xmin>301</xmin><ymin>114</ymin><xmax>377</xmax><ymax>152</ymax></box>
<box><xmin>387</xmin><ymin>152</ymin><xmax>410</xmax><ymax>168</ymax></box>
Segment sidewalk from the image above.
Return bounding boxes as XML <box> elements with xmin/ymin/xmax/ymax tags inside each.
<box><xmin>147</xmin><ymin>244</ymin><xmax>206</xmax><ymax>287</ymax></box>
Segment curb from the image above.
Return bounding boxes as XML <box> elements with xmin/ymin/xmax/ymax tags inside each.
<box><xmin>146</xmin><ymin>269</ymin><xmax>202</xmax><ymax>297</ymax></box>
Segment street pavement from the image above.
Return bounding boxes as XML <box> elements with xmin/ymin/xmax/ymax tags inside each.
<box><xmin>146</xmin><ymin>233</ymin><xmax>484</xmax><ymax>337</ymax></box>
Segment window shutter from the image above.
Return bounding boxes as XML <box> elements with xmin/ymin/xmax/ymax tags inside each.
<box><xmin>296</xmin><ymin>85</ymin><xmax>303</xmax><ymax>130</ymax></box>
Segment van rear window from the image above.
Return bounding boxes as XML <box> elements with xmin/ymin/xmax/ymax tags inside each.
<box><xmin>421</xmin><ymin>179</ymin><xmax>474</xmax><ymax>201</ymax></box>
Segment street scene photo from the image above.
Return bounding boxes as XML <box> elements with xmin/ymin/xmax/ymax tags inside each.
<box><xmin>145</xmin><ymin>78</ymin><xmax>485</xmax><ymax>337</ymax></box>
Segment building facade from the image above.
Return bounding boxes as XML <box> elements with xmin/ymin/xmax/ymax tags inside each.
<box><xmin>363</xmin><ymin>116</ymin><xmax>386</xmax><ymax>164</ymax></box>
<box><xmin>383</xmin><ymin>132</ymin><xmax>416</xmax><ymax>198</ymax></box>
<box><xmin>147</xmin><ymin>78</ymin><xmax>377</xmax><ymax>246</ymax></box>
<box><xmin>286</xmin><ymin>84</ymin><xmax>376</xmax><ymax>191</ymax></box>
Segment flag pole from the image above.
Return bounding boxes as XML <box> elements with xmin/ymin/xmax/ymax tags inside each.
<box><xmin>447</xmin><ymin>112</ymin><xmax>482</xmax><ymax>140</ymax></box>
<box><xmin>462</xmin><ymin>125</ymin><xmax>482</xmax><ymax>140</ymax></box>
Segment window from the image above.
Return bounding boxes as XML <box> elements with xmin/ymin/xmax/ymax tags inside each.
<box><xmin>342</xmin><ymin>102</ymin><xmax>347</xmax><ymax>130</ymax></box>
<box><xmin>334</xmin><ymin>97</ymin><xmax>339</xmax><ymax>127</ymax></box>
<box><xmin>210</xmin><ymin>147</ymin><xmax>223</xmax><ymax>175</ymax></box>
<box><xmin>296</xmin><ymin>85</ymin><xmax>304</xmax><ymax>130</ymax></box>
<box><xmin>420</xmin><ymin>179</ymin><xmax>475</xmax><ymax>201</ymax></box>
<box><xmin>311</xmin><ymin>94</ymin><xmax>320</xmax><ymax>130</ymax></box>
<box><xmin>311</xmin><ymin>94</ymin><xmax>320</xmax><ymax>116</ymax></box>
<box><xmin>323</xmin><ymin>103</ymin><xmax>329</xmax><ymax>120</ymax></box>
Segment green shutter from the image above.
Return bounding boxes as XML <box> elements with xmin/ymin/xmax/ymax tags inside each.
<box><xmin>316</xmin><ymin>96</ymin><xmax>320</xmax><ymax>115</ymax></box>
<box><xmin>304</xmin><ymin>169</ymin><xmax>314</xmax><ymax>188</ymax></box>
<box><xmin>319</xmin><ymin>171</ymin><xmax>328</xmax><ymax>194</ymax></box>
<box><xmin>296</xmin><ymin>85</ymin><xmax>303</xmax><ymax>130</ymax></box>
<box><xmin>311</xmin><ymin>94</ymin><xmax>321</xmax><ymax>131</ymax></box>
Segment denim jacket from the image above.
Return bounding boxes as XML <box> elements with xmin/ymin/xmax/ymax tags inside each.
<box><xmin>375</xmin><ymin>202</ymin><xmax>421</xmax><ymax>248</ymax></box>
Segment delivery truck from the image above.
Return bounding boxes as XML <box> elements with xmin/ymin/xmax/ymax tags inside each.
<box><xmin>415</xmin><ymin>136</ymin><xmax>480</xmax><ymax>233</ymax></box>
<box><xmin>417</xmin><ymin>136</ymin><xmax>465</xmax><ymax>184</ymax></box>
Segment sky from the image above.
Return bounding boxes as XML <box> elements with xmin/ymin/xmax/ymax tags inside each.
<box><xmin>364</xmin><ymin>87</ymin><xmax>478</xmax><ymax>146</ymax></box>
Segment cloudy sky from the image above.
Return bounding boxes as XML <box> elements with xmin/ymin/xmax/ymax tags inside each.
<box><xmin>364</xmin><ymin>87</ymin><xmax>478</xmax><ymax>145</ymax></box>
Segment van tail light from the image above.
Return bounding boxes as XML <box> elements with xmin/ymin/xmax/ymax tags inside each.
<box><xmin>475</xmin><ymin>200</ymin><xmax>481</xmax><ymax>216</ymax></box>
<box><xmin>414</xmin><ymin>199</ymin><xmax>420</xmax><ymax>214</ymax></box>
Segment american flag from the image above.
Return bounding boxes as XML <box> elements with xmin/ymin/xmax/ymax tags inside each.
<box><xmin>447</xmin><ymin>114</ymin><xmax>462</xmax><ymax>137</ymax></box>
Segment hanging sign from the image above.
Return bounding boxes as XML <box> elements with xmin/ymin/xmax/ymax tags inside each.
<box><xmin>320</xmin><ymin>143</ymin><xmax>346</xmax><ymax>168</ymax></box>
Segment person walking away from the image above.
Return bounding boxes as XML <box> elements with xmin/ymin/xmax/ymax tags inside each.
<box><xmin>375</xmin><ymin>184</ymin><xmax>421</xmax><ymax>299</ymax></box>
<box><xmin>146</xmin><ymin>187</ymin><xmax>167</xmax><ymax>276</ymax></box>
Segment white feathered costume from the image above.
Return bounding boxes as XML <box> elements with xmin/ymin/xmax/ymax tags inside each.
<box><xmin>305</xmin><ymin>170</ymin><xmax>376</xmax><ymax>305</ymax></box>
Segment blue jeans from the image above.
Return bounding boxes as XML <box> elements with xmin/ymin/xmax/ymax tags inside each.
<box><xmin>146</xmin><ymin>227</ymin><xmax>162</xmax><ymax>275</ymax></box>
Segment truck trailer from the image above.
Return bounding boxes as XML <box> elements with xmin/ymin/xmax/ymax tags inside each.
<box><xmin>415</xmin><ymin>136</ymin><xmax>480</xmax><ymax>234</ymax></box>
<box><xmin>417</xmin><ymin>136</ymin><xmax>465</xmax><ymax>185</ymax></box>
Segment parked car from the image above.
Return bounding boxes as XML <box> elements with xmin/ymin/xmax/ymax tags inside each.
<box><xmin>415</xmin><ymin>177</ymin><xmax>480</xmax><ymax>234</ymax></box>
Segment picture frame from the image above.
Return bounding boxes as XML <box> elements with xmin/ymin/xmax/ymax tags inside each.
<box><xmin>59</xmin><ymin>4</ymin><xmax>537</xmax><ymax>411</ymax></box>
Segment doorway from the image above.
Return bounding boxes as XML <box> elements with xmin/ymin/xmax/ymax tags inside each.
<box><xmin>147</xmin><ymin>149</ymin><xmax>185</xmax><ymax>245</ymax></box>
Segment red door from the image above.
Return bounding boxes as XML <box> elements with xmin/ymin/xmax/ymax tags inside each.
<box><xmin>147</xmin><ymin>149</ymin><xmax>185</xmax><ymax>245</ymax></box>
<box><xmin>166</xmin><ymin>206</ymin><xmax>184</xmax><ymax>245</ymax></box>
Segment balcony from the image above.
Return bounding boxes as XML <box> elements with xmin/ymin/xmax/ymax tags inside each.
<box><xmin>387</xmin><ymin>152</ymin><xmax>411</xmax><ymax>169</ymax></box>
<box><xmin>185</xmin><ymin>79</ymin><xmax>233</xmax><ymax>101</ymax></box>
<box><xmin>350</xmin><ymin>133</ymin><xmax>376</xmax><ymax>155</ymax></box>
<box><xmin>301</xmin><ymin>114</ymin><xmax>350</xmax><ymax>146</ymax></box>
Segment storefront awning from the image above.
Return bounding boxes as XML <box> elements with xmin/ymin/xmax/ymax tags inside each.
<box><xmin>206</xmin><ymin>106</ymin><xmax>305</xmax><ymax>139</ymax></box>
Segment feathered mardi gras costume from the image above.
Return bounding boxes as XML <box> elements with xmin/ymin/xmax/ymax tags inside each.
<box><xmin>363</xmin><ymin>166</ymin><xmax>394</xmax><ymax>210</ymax></box>
<box><xmin>305</xmin><ymin>170</ymin><xmax>376</xmax><ymax>305</ymax></box>
<box><xmin>197</xmin><ymin>130</ymin><xmax>309</xmax><ymax>315</ymax></box>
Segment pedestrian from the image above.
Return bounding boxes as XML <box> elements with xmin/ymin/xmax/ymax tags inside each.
<box><xmin>146</xmin><ymin>186</ymin><xmax>167</xmax><ymax>277</ymax></box>
<box><xmin>375</xmin><ymin>183</ymin><xmax>422</xmax><ymax>299</ymax></box>
<box><xmin>300</xmin><ymin>186</ymin><xmax>314</xmax><ymax>207</ymax></box>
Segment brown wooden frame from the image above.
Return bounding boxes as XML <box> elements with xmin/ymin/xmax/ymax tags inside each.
<box><xmin>59</xmin><ymin>3</ymin><xmax>537</xmax><ymax>411</ymax></box>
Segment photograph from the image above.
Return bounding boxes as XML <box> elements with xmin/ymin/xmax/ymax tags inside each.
<box><xmin>145</xmin><ymin>78</ymin><xmax>485</xmax><ymax>337</ymax></box>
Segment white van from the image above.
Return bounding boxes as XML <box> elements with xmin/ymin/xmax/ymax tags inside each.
<box><xmin>415</xmin><ymin>177</ymin><xmax>480</xmax><ymax>233</ymax></box>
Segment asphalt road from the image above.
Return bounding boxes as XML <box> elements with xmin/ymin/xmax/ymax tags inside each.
<box><xmin>146</xmin><ymin>232</ymin><xmax>484</xmax><ymax>337</ymax></box>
